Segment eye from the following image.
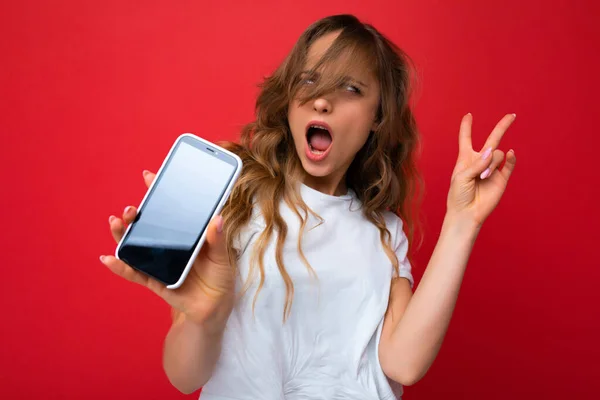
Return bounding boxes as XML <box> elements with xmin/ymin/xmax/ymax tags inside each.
<box><xmin>344</xmin><ymin>84</ymin><xmax>361</xmax><ymax>95</ymax></box>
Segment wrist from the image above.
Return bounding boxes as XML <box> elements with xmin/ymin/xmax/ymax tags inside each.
<box><xmin>181</xmin><ymin>300</ymin><xmax>234</xmax><ymax>337</ymax></box>
<box><xmin>441</xmin><ymin>212</ymin><xmax>481</xmax><ymax>241</ymax></box>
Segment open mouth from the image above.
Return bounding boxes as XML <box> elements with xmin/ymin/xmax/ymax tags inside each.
<box><xmin>306</xmin><ymin>122</ymin><xmax>333</xmax><ymax>155</ymax></box>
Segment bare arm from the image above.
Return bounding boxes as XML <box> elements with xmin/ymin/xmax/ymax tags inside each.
<box><xmin>380</xmin><ymin>113</ymin><xmax>517</xmax><ymax>385</ymax></box>
<box><xmin>379</xmin><ymin>215</ymin><xmax>478</xmax><ymax>386</ymax></box>
<box><xmin>103</xmin><ymin>170</ymin><xmax>239</xmax><ymax>394</ymax></box>
<box><xmin>163</xmin><ymin>304</ymin><xmax>232</xmax><ymax>394</ymax></box>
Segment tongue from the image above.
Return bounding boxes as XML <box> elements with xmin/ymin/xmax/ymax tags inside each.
<box><xmin>309</xmin><ymin>131</ymin><xmax>332</xmax><ymax>151</ymax></box>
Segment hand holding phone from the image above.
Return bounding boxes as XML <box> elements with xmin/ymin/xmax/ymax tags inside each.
<box><xmin>113</xmin><ymin>134</ymin><xmax>241</xmax><ymax>290</ymax></box>
<box><xmin>101</xmin><ymin>170</ymin><xmax>235</xmax><ymax>325</ymax></box>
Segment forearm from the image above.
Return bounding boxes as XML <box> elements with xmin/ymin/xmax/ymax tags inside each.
<box><xmin>162</xmin><ymin>307</ymin><xmax>231</xmax><ymax>394</ymax></box>
<box><xmin>389</xmin><ymin>214</ymin><xmax>480</xmax><ymax>383</ymax></box>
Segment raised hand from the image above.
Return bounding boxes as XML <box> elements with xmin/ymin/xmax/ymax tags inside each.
<box><xmin>446</xmin><ymin>113</ymin><xmax>517</xmax><ymax>227</ymax></box>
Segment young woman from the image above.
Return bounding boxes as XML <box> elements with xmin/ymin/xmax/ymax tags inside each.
<box><xmin>101</xmin><ymin>14</ymin><xmax>516</xmax><ymax>400</ymax></box>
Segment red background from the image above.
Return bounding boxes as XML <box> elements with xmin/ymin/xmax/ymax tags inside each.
<box><xmin>1</xmin><ymin>1</ymin><xmax>598</xmax><ymax>399</ymax></box>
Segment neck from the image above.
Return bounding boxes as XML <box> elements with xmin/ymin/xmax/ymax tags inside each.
<box><xmin>302</xmin><ymin>173</ymin><xmax>348</xmax><ymax>196</ymax></box>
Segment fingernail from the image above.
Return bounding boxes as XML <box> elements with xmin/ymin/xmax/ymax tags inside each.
<box><xmin>109</xmin><ymin>215</ymin><xmax>115</xmax><ymax>224</ymax></box>
<box><xmin>143</xmin><ymin>170</ymin><xmax>150</xmax><ymax>176</ymax></box>
<box><xmin>216</xmin><ymin>216</ymin><xmax>224</xmax><ymax>233</ymax></box>
<box><xmin>124</xmin><ymin>206</ymin><xmax>132</xmax><ymax>214</ymax></box>
<box><xmin>480</xmin><ymin>168</ymin><xmax>491</xmax><ymax>179</ymax></box>
<box><xmin>482</xmin><ymin>147</ymin><xmax>492</xmax><ymax>160</ymax></box>
<box><xmin>512</xmin><ymin>113</ymin><xmax>517</xmax><ymax>118</ymax></box>
<box><xmin>99</xmin><ymin>255</ymin><xmax>106</xmax><ymax>264</ymax></box>
<box><xmin>466</xmin><ymin>112</ymin><xmax>472</xmax><ymax>117</ymax></box>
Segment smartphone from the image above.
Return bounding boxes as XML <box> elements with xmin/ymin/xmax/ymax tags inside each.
<box><xmin>115</xmin><ymin>133</ymin><xmax>242</xmax><ymax>289</ymax></box>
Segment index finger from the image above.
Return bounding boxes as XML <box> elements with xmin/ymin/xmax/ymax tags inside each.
<box><xmin>110</xmin><ymin>206</ymin><xmax>137</xmax><ymax>243</ymax></box>
<box><xmin>143</xmin><ymin>170</ymin><xmax>156</xmax><ymax>188</ymax></box>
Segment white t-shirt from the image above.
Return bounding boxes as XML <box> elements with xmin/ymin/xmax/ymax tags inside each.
<box><xmin>200</xmin><ymin>183</ymin><xmax>414</xmax><ymax>400</ymax></box>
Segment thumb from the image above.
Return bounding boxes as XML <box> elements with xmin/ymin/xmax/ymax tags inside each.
<box><xmin>203</xmin><ymin>215</ymin><xmax>230</xmax><ymax>266</ymax></box>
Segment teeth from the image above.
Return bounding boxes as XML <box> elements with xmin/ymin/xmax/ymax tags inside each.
<box><xmin>308</xmin><ymin>143</ymin><xmax>325</xmax><ymax>154</ymax></box>
<box><xmin>309</xmin><ymin>125</ymin><xmax>329</xmax><ymax>131</ymax></box>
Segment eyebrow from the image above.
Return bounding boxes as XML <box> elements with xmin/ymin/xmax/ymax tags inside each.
<box><xmin>300</xmin><ymin>70</ymin><xmax>369</xmax><ymax>88</ymax></box>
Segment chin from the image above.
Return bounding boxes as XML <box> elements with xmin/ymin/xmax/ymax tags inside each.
<box><xmin>299</xmin><ymin>157</ymin><xmax>335</xmax><ymax>178</ymax></box>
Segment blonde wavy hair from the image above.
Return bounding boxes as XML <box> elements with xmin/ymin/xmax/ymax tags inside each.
<box><xmin>219</xmin><ymin>14</ymin><xmax>423</xmax><ymax>321</ymax></box>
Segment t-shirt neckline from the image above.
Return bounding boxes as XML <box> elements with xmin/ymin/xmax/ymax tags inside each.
<box><xmin>299</xmin><ymin>182</ymin><xmax>356</xmax><ymax>202</ymax></box>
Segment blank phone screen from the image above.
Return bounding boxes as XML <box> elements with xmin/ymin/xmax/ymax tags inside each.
<box><xmin>118</xmin><ymin>136</ymin><xmax>238</xmax><ymax>286</ymax></box>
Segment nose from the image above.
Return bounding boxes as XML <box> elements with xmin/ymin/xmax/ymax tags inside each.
<box><xmin>313</xmin><ymin>97</ymin><xmax>332</xmax><ymax>114</ymax></box>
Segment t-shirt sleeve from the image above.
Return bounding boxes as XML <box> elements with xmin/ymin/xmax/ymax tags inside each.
<box><xmin>387</xmin><ymin>213</ymin><xmax>414</xmax><ymax>288</ymax></box>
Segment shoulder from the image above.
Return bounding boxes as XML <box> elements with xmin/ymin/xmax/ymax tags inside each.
<box><xmin>382</xmin><ymin>211</ymin><xmax>413</xmax><ymax>286</ymax></box>
<box><xmin>383</xmin><ymin>211</ymin><xmax>403</xmax><ymax>230</ymax></box>
<box><xmin>382</xmin><ymin>211</ymin><xmax>407</xmax><ymax>248</ymax></box>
